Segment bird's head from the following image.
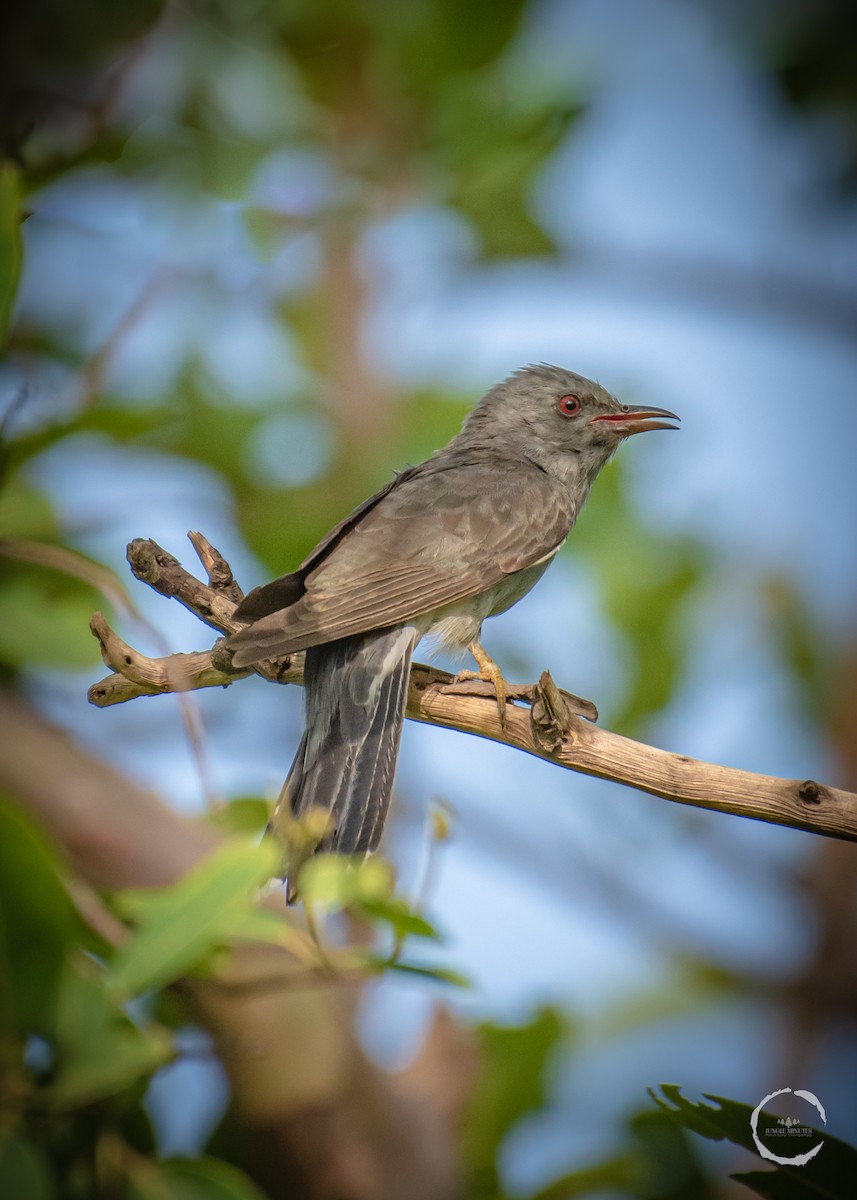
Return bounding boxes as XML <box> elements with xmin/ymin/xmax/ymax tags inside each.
<box><xmin>462</xmin><ymin>363</ymin><xmax>679</xmax><ymax>481</ymax></box>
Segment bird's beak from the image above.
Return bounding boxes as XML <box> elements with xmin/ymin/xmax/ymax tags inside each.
<box><xmin>589</xmin><ymin>404</ymin><xmax>681</xmax><ymax>437</ymax></box>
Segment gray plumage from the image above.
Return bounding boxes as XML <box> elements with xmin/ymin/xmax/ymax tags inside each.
<box><xmin>285</xmin><ymin>625</ymin><xmax>417</xmax><ymax>856</ymax></box>
<box><xmin>227</xmin><ymin>364</ymin><xmax>678</xmax><ymax>882</ymax></box>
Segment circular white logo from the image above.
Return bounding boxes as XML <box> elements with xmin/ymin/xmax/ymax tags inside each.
<box><xmin>750</xmin><ymin>1088</ymin><xmax>826</xmax><ymax>1166</ymax></box>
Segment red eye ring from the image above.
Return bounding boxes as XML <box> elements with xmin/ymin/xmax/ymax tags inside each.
<box><xmin>557</xmin><ymin>394</ymin><xmax>581</xmax><ymax>417</ymax></box>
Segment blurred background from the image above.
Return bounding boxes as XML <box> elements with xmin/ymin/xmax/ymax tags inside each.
<box><xmin>2</xmin><ymin>0</ymin><xmax>857</xmax><ymax>1194</ymax></box>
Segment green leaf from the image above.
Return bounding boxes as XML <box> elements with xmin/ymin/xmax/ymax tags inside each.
<box><xmin>525</xmin><ymin>1156</ymin><xmax>639</xmax><ymax>1200</ymax></box>
<box><xmin>352</xmin><ymin>857</ymin><xmax>397</xmax><ymax>902</ymax></box>
<box><xmin>358</xmin><ymin>897</ymin><xmax>440</xmax><ymax>941</ymax></box>
<box><xmin>108</xmin><ymin>840</ymin><xmax>279</xmax><ymax>997</ymax></box>
<box><xmin>126</xmin><ymin>1155</ymin><xmax>268</xmax><ymax>1200</ymax></box>
<box><xmin>651</xmin><ymin>1085</ymin><xmax>857</xmax><ymax>1199</ymax></box>
<box><xmin>50</xmin><ymin>1018</ymin><xmax>172</xmax><ymax>1110</ymax></box>
<box><xmin>460</xmin><ymin>1007</ymin><xmax>565</xmax><ymax>1198</ymax></box>
<box><xmin>390</xmin><ymin>391</ymin><xmax>471</xmax><ymax>471</ymax></box>
<box><xmin>207</xmin><ymin>797</ymin><xmax>271</xmax><ymax>838</ymax></box>
<box><xmin>389</xmin><ymin>0</ymin><xmax>530</xmax><ymax>90</ymax></box>
<box><xmin>6</xmin><ymin>406</ymin><xmax>172</xmax><ymax>472</ymax></box>
<box><xmin>49</xmin><ymin>961</ymin><xmax>173</xmax><ymax>1109</ymax></box>
<box><xmin>193</xmin><ymin>130</ymin><xmax>270</xmax><ymax>202</ymax></box>
<box><xmin>0</xmin><ymin>1134</ymin><xmax>54</xmax><ymax>1200</ymax></box>
<box><xmin>384</xmin><ymin>960</ymin><xmax>470</xmax><ymax>988</ymax></box>
<box><xmin>0</xmin><ymin>575</ymin><xmax>102</xmax><ymax>670</ymax></box>
<box><xmin>0</xmin><ymin>480</ymin><xmax>58</xmax><ymax>540</ymax></box>
<box><xmin>217</xmin><ymin>906</ymin><xmax>299</xmax><ymax>948</ymax></box>
<box><xmin>297</xmin><ymin>854</ymin><xmax>358</xmax><ymax>908</ymax></box>
<box><xmin>435</xmin><ymin>81</ymin><xmax>579</xmax><ymax>258</ymax></box>
<box><xmin>0</xmin><ymin>799</ymin><xmax>79</xmax><ymax>1038</ymax></box>
<box><xmin>626</xmin><ymin>1107</ymin><xmax>716</xmax><ymax>1200</ymax></box>
<box><xmin>0</xmin><ymin>162</ymin><xmax>22</xmax><ymax>346</ymax></box>
<box><xmin>298</xmin><ymin>853</ymin><xmax>395</xmax><ymax>910</ymax></box>
<box><xmin>525</xmin><ymin>1107</ymin><xmax>715</xmax><ymax>1200</ymax></box>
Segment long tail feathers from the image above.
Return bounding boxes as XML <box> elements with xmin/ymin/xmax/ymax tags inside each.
<box><xmin>270</xmin><ymin>625</ymin><xmax>417</xmax><ymax>890</ymax></box>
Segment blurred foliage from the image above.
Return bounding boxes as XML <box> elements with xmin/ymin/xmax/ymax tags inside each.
<box><xmin>0</xmin><ymin>798</ymin><xmax>176</xmax><ymax>1198</ymax></box>
<box><xmin>0</xmin><ymin>164</ymin><xmax>22</xmax><ymax>341</ymax></box>
<box><xmin>461</xmin><ymin>1006</ymin><xmax>565</xmax><ymax>1198</ymax></box>
<box><xmin>526</xmin><ymin>1109</ymin><xmax>716</xmax><ymax>1200</ymax></box>
<box><xmin>2</xmin><ymin>0</ymin><xmax>165</xmax><ymax>161</ymax></box>
<box><xmin>0</xmin><ymin>475</ymin><xmax>114</xmax><ymax>672</ymax></box>
<box><xmin>197</xmin><ymin>0</ymin><xmax>579</xmax><ymax>257</ymax></box>
<box><xmin>0</xmin><ymin>795</ymin><xmax>454</xmax><ymax>1198</ymax></box>
<box><xmin>571</xmin><ymin>459</ymin><xmax>706</xmax><ymax>733</ymax></box>
<box><xmin>762</xmin><ymin>573</ymin><xmax>837</xmax><ymax>726</ymax></box>
<box><xmin>457</xmin><ymin>1008</ymin><xmax>719</xmax><ymax>1200</ymax></box>
<box><xmin>108</xmin><ymin>840</ymin><xmax>283</xmax><ymax>997</ymax></box>
<box><xmin>768</xmin><ymin>0</ymin><xmax>857</xmax><ymax>189</ymax></box>
<box><xmin>0</xmin><ymin>563</ymin><xmax>102</xmax><ymax>670</ymax></box>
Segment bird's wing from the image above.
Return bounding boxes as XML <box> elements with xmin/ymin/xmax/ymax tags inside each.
<box><xmin>232</xmin><ymin>468</ymin><xmax>418</xmax><ymax>623</ymax></box>
<box><xmin>228</xmin><ymin>461</ymin><xmax>572</xmax><ymax>663</ymax></box>
<box><xmin>298</xmin><ymin>466</ymin><xmax>420</xmax><ymax>571</ymax></box>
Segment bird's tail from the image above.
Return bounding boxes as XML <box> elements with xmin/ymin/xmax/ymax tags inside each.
<box><xmin>271</xmin><ymin>625</ymin><xmax>417</xmax><ymax>886</ymax></box>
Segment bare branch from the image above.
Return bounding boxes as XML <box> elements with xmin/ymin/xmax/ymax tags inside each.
<box><xmin>417</xmin><ymin>680</ymin><xmax>857</xmax><ymax>843</ymax></box>
<box><xmin>125</xmin><ymin>536</ymin><xmax>241</xmax><ymax>634</ymax></box>
<box><xmin>187</xmin><ymin>529</ymin><xmax>244</xmax><ymax>602</ymax></box>
<box><xmin>89</xmin><ymin>534</ymin><xmax>857</xmax><ymax>845</ymax></box>
<box><xmin>89</xmin><ymin>610</ymin><xmax>253</xmax><ymax>699</ymax></box>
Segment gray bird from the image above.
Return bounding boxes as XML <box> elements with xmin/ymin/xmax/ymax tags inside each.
<box><xmin>227</xmin><ymin>364</ymin><xmax>678</xmax><ymax>878</ymax></box>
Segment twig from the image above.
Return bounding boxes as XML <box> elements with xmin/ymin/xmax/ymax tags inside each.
<box><xmin>125</xmin><ymin>536</ymin><xmax>241</xmax><ymax>634</ymax></box>
<box><xmin>187</xmin><ymin>529</ymin><xmax>244</xmax><ymax>603</ymax></box>
<box><xmin>87</xmin><ymin>534</ymin><xmax>857</xmax><ymax>845</ymax></box>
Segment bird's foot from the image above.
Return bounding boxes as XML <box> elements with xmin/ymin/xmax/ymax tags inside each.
<box><xmin>442</xmin><ymin>641</ymin><xmax>510</xmax><ymax>730</ymax></box>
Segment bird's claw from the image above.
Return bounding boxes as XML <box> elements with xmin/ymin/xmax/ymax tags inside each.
<box><xmin>442</xmin><ymin>672</ymin><xmax>509</xmax><ymax>729</ymax></box>
<box><xmin>438</xmin><ymin>667</ymin><xmax>599</xmax><ymax>736</ymax></box>
<box><xmin>442</xmin><ymin>642</ymin><xmax>510</xmax><ymax>730</ymax></box>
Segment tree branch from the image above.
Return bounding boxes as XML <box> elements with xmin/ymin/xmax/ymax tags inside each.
<box><xmin>88</xmin><ymin>534</ymin><xmax>857</xmax><ymax>844</ymax></box>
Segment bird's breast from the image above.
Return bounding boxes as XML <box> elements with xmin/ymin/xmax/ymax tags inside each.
<box><xmin>482</xmin><ymin>551</ymin><xmax>558</xmax><ymax>618</ymax></box>
<box><xmin>419</xmin><ymin>549</ymin><xmax>560</xmax><ymax>655</ymax></box>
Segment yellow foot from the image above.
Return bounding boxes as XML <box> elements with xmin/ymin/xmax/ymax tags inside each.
<box><xmin>449</xmin><ymin>640</ymin><xmax>509</xmax><ymax>730</ymax></box>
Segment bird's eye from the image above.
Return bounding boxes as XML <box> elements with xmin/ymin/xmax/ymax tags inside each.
<box><xmin>557</xmin><ymin>394</ymin><xmax>581</xmax><ymax>417</ymax></box>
